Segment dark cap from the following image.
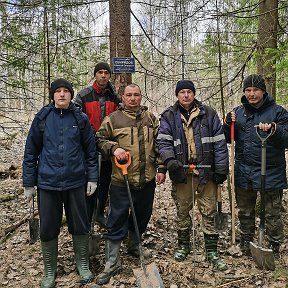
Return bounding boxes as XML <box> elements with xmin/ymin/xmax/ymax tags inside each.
<box><xmin>49</xmin><ymin>78</ymin><xmax>74</xmax><ymax>100</ymax></box>
<box><xmin>93</xmin><ymin>62</ymin><xmax>111</xmax><ymax>76</ymax></box>
<box><xmin>175</xmin><ymin>80</ymin><xmax>196</xmax><ymax>96</ymax></box>
<box><xmin>243</xmin><ymin>74</ymin><xmax>266</xmax><ymax>92</ymax></box>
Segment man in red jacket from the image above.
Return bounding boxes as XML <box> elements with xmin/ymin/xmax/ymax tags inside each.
<box><xmin>74</xmin><ymin>62</ymin><xmax>121</xmax><ymax>227</ymax></box>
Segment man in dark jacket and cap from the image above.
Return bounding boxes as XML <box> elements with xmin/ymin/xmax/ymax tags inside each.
<box><xmin>224</xmin><ymin>74</ymin><xmax>288</xmax><ymax>258</ymax></box>
<box><xmin>157</xmin><ymin>79</ymin><xmax>229</xmax><ymax>271</ymax></box>
<box><xmin>74</xmin><ymin>62</ymin><xmax>121</xmax><ymax>228</ymax></box>
<box><xmin>23</xmin><ymin>78</ymin><xmax>98</xmax><ymax>287</ymax></box>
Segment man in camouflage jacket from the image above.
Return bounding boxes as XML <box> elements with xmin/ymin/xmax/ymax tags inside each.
<box><xmin>95</xmin><ymin>83</ymin><xmax>166</xmax><ymax>285</ymax></box>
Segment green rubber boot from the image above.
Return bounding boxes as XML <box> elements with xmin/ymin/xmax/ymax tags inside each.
<box><xmin>204</xmin><ymin>234</ymin><xmax>227</xmax><ymax>271</ymax></box>
<box><xmin>72</xmin><ymin>235</ymin><xmax>94</xmax><ymax>284</ymax></box>
<box><xmin>41</xmin><ymin>238</ymin><xmax>58</xmax><ymax>288</ymax></box>
<box><xmin>174</xmin><ymin>229</ymin><xmax>191</xmax><ymax>261</ymax></box>
<box><xmin>96</xmin><ymin>239</ymin><xmax>122</xmax><ymax>285</ymax></box>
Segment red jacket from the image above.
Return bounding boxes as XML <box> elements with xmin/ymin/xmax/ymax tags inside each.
<box><xmin>74</xmin><ymin>81</ymin><xmax>121</xmax><ymax>131</ymax></box>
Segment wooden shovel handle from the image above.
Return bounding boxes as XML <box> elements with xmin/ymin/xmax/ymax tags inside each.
<box><xmin>231</xmin><ymin>121</ymin><xmax>236</xmax><ymax>245</ymax></box>
<box><xmin>217</xmin><ymin>185</ymin><xmax>222</xmax><ymax>203</ymax></box>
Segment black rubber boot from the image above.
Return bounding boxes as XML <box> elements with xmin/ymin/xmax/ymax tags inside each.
<box><xmin>95</xmin><ymin>200</ymin><xmax>107</xmax><ymax>228</ymax></box>
<box><xmin>240</xmin><ymin>234</ymin><xmax>254</xmax><ymax>257</ymax></box>
<box><xmin>174</xmin><ymin>229</ymin><xmax>191</xmax><ymax>262</ymax></box>
<box><xmin>41</xmin><ymin>238</ymin><xmax>58</xmax><ymax>288</ymax></box>
<box><xmin>96</xmin><ymin>239</ymin><xmax>122</xmax><ymax>285</ymax></box>
<box><xmin>269</xmin><ymin>241</ymin><xmax>280</xmax><ymax>259</ymax></box>
<box><xmin>204</xmin><ymin>234</ymin><xmax>227</xmax><ymax>271</ymax></box>
<box><xmin>72</xmin><ymin>235</ymin><xmax>94</xmax><ymax>285</ymax></box>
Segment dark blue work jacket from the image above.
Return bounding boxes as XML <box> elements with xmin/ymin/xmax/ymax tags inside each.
<box><xmin>23</xmin><ymin>102</ymin><xmax>98</xmax><ymax>191</ymax></box>
<box><xmin>157</xmin><ymin>100</ymin><xmax>228</xmax><ymax>184</ymax></box>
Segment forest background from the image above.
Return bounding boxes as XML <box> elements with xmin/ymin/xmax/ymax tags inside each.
<box><xmin>1</xmin><ymin>0</ymin><xmax>288</xmax><ymax>140</ymax></box>
<box><xmin>1</xmin><ymin>1</ymin><xmax>288</xmax><ymax>287</ymax></box>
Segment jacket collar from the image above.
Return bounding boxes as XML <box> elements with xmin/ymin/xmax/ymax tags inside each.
<box><xmin>241</xmin><ymin>93</ymin><xmax>274</xmax><ymax>112</ymax></box>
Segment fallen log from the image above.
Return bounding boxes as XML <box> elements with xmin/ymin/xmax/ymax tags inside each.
<box><xmin>0</xmin><ymin>210</ymin><xmax>39</xmax><ymax>243</ymax></box>
<box><xmin>0</xmin><ymin>188</ymin><xmax>23</xmax><ymax>203</ymax></box>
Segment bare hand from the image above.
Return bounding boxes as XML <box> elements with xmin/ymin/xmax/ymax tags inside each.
<box><xmin>258</xmin><ymin>122</ymin><xmax>275</xmax><ymax>132</ymax></box>
<box><xmin>114</xmin><ymin>148</ymin><xmax>128</xmax><ymax>162</ymax></box>
<box><xmin>156</xmin><ymin>172</ymin><xmax>166</xmax><ymax>185</ymax></box>
<box><xmin>230</xmin><ymin>111</ymin><xmax>236</xmax><ymax>122</ymax></box>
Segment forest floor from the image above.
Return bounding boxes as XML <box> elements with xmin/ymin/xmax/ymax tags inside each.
<box><xmin>0</xmin><ymin>135</ymin><xmax>288</xmax><ymax>288</ymax></box>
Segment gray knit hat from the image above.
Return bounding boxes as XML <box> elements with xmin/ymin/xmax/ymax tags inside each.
<box><xmin>243</xmin><ymin>74</ymin><xmax>266</xmax><ymax>92</ymax></box>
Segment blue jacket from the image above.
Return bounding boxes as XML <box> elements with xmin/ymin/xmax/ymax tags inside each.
<box><xmin>23</xmin><ymin>102</ymin><xmax>98</xmax><ymax>191</ymax></box>
<box><xmin>157</xmin><ymin>100</ymin><xmax>228</xmax><ymax>184</ymax></box>
<box><xmin>224</xmin><ymin>94</ymin><xmax>288</xmax><ymax>191</ymax></box>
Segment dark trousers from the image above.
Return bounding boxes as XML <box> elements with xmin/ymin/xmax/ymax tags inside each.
<box><xmin>105</xmin><ymin>180</ymin><xmax>156</xmax><ymax>241</ymax></box>
<box><xmin>38</xmin><ymin>186</ymin><xmax>89</xmax><ymax>242</ymax></box>
<box><xmin>98</xmin><ymin>160</ymin><xmax>112</xmax><ymax>202</ymax></box>
<box><xmin>236</xmin><ymin>185</ymin><xmax>284</xmax><ymax>243</ymax></box>
<box><xmin>86</xmin><ymin>159</ymin><xmax>112</xmax><ymax>223</ymax></box>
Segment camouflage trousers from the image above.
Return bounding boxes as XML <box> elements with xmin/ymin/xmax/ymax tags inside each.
<box><xmin>171</xmin><ymin>174</ymin><xmax>218</xmax><ymax>235</ymax></box>
<box><xmin>236</xmin><ymin>186</ymin><xmax>284</xmax><ymax>243</ymax></box>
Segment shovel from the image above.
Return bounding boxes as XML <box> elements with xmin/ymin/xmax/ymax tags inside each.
<box><xmin>114</xmin><ymin>152</ymin><xmax>164</xmax><ymax>288</ymax></box>
<box><xmin>89</xmin><ymin>152</ymin><xmax>102</xmax><ymax>256</ymax></box>
<box><xmin>249</xmin><ymin>126</ymin><xmax>275</xmax><ymax>270</ymax></box>
<box><xmin>214</xmin><ymin>185</ymin><xmax>228</xmax><ymax>232</ymax></box>
<box><xmin>89</xmin><ymin>199</ymin><xmax>101</xmax><ymax>256</ymax></box>
<box><xmin>29</xmin><ymin>195</ymin><xmax>39</xmax><ymax>244</ymax></box>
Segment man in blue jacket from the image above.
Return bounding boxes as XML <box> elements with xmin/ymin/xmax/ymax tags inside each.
<box><xmin>157</xmin><ymin>80</ymin><xmax>229</xmax><ymax>271</ymax></box>
<box><xmin>23</xmin><ymin>78</ymin><xmax>98</xmax><ymax>287</ymax></box>
<box><xmin>224</xmin><ymin>74</ymin><xmax>288</xmax><ymax>258</ymax></box>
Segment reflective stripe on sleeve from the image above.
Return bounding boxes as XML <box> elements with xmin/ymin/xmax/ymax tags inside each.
<box><xmin>201</xmin><ymin>134</ymin><xmax>225</xmax><ymax>144</ymax></box>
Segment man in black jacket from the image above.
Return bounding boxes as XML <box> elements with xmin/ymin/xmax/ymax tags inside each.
<box><xmin>224</xmin><ymin>74</ymin><xmax>288</xmax><ymax>258</ymax></box>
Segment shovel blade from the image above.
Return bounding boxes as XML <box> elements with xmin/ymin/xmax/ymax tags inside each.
<box><xmin>29</xmin><ymin>217</ymin><xmax>39</xmax><ymax>244</ymax></box>
<box><xmin>214</xmin><ymin>212</ymin><xmax>228</xmax><ymax>232</ymax></box>
<box><xmin>88</xmin><ymin>233</ymin><xmax>101</xmax><ymax>256</ymax></box>
<box><xmin>133</xmin><ymin>262</ymin><xmax>164</xmax><ymax>288</ymax></box>
<box><xmin>249</xmin><ymin>242</ymin><xmax>275</xmax><ymax>270</ymax></box>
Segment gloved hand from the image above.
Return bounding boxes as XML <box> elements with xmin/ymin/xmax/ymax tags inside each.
<box><xmin>225</xmin><ymin>111</ymin><xmax>236</xmax><ymax>125</ymax></box>
<box><xmin>213</xmin><ymin>173</ymin><xmax>227</xmax><ymax>184</ymax></box>
<box><xmin>87</xmin><ymin>182</ymin><xmax>97</xmax><ymax>196</ymax></box>
<box><xmin>167</xmin><ymin>159</ymin><xmax>187</xmax><ymax>184</ymax></box>
<box><xmin>24</xmin><ymin>187</ymin><xmax>36</xmax><ymax>201</ymax></box>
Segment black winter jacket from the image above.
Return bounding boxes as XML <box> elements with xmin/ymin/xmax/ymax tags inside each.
<box><xmin>23</xmin><ymin>103</ymin><xmax>98</xmax><ymax>191</ymax></box>
<box><xmin>224</xmin><ymin>94</ymin><xmax>288</xmax><ymax>191</ymax></box>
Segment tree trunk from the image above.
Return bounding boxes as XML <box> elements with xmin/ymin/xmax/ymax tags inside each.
<box><xmin>257</xmin><ymin>0</ymin><xmax>278</xmax><ymax>99</ymax></box>
<box><xmin>109</xmin><ymin>0</ymin><xmax>132</xmax><ymax>94</ymax></box>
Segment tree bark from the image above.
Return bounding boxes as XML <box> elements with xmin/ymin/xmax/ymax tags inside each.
<box><xmin>257</xmin><ymin>0</ymin><xmax>278</xmax><ymax>98</ymax></box>
<box><xmin>109</xmin><ymin>0</ymin><xmax>132</xmax><ymax>94</ymax></box>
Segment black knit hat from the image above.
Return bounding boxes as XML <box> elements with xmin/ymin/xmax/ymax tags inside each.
<box><xmin>49</xmin><ymin>78</ymin><xmax>74</xmax><ymax>100</ymax></box>
<box><xmin>243</xmin><ymin>74</ymin><xmax>266</xmax><ymax>92</ymax></box>
<box><xmin>93</xmin><ymin>62</ymin><xmax>111</xmax><ymax>76</ymax></box>
<box><xmin>175</xmin><ymin>80</ymin><xmax>196</xmax><ymax>96</ymax></box>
